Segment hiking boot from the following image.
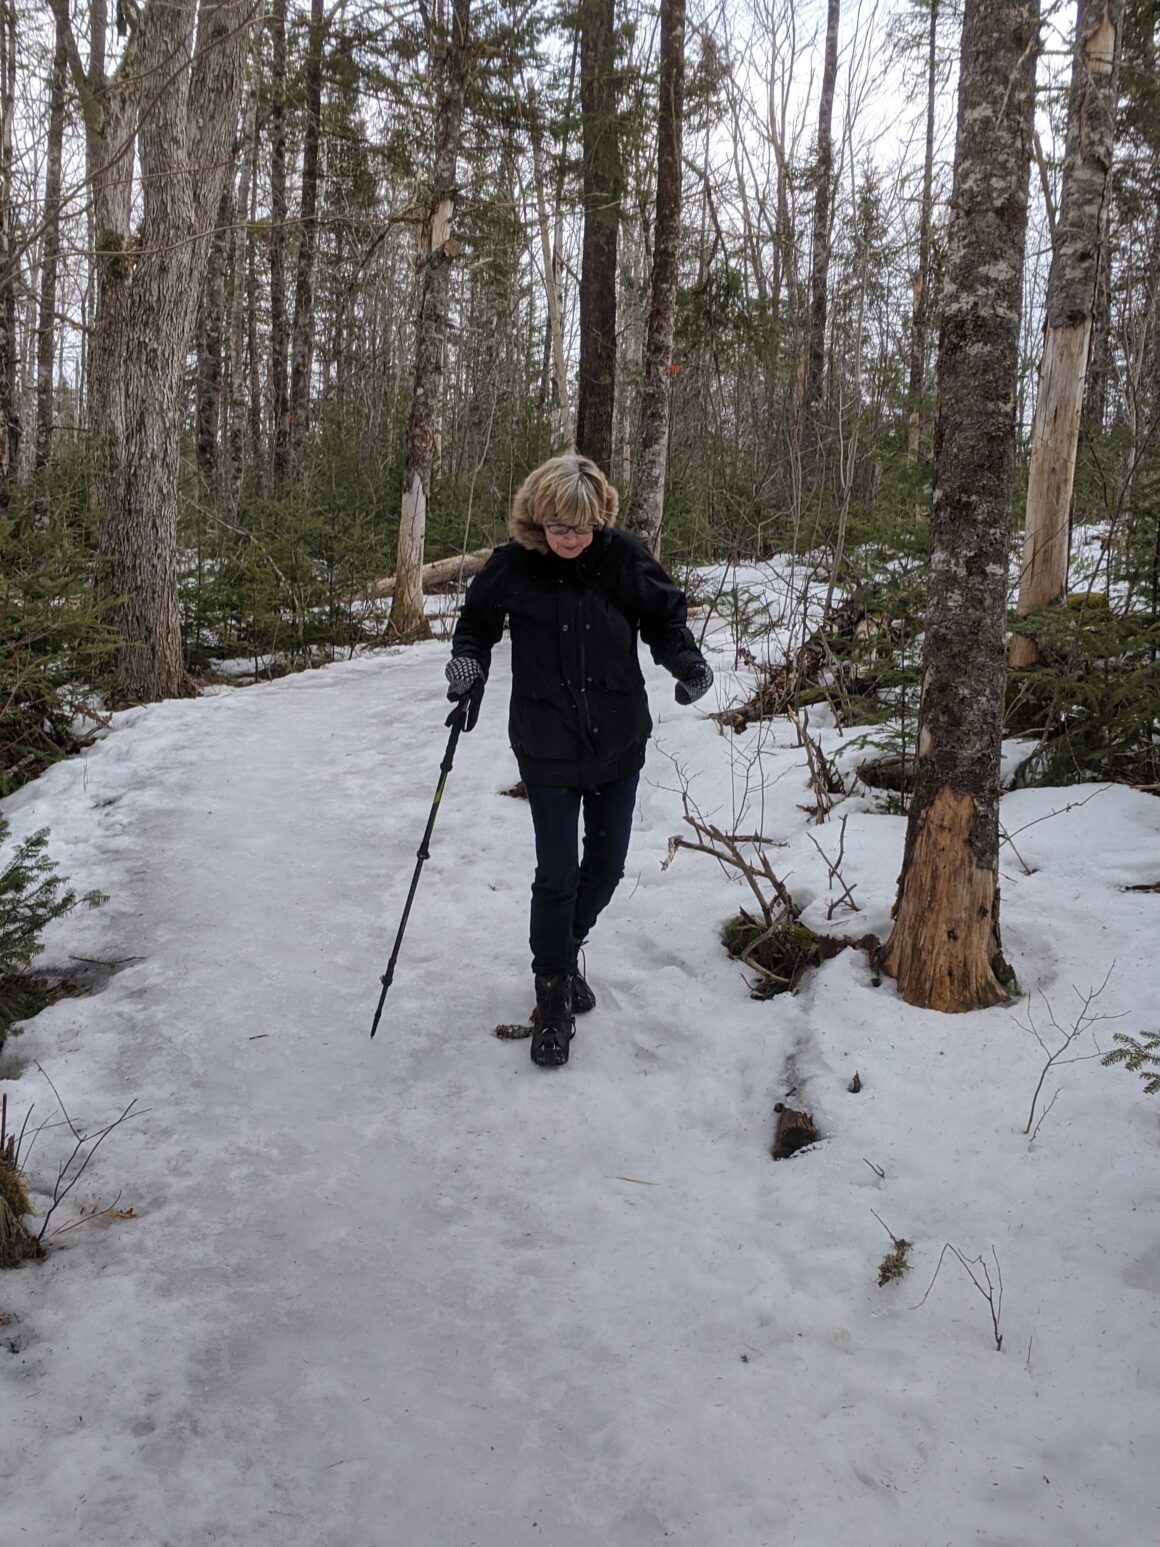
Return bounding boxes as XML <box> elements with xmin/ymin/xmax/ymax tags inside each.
<box><xmin>570</xmin><ymin>969</ymin><xmax>596</xmax><ymax>1014</ymax></box>
<box><xmin>531</xmin><ymin>975</ymin><xmax>574</xmax><ymax>1067</ymax></box>
<box><xmin>571</xmin><ymin>939</ymin><xmax>596</xmax><ymax>1014</ymax></box>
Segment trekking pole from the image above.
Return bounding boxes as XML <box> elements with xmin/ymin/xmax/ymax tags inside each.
<box><xmin>370</xmin><ymin>682</ymin><xmax>482</xmax><ymax>1038</ymax></box>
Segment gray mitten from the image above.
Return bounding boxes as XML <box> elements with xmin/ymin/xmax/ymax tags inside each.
<box><xmin>445</xmin><ymin>655</ymin><xmax>484</xmax><ymax>700</ymax></box>
<box><xmin>674</xmin><ymin>660</ymin><xmax>714</xmax><ymax>705</ymax></box>
<box><xmin>445</xmin><ymin>656</ymin><xmax>485</xmax><ymax>730</ymax></box>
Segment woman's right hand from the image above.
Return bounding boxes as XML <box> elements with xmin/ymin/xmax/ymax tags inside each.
<box><xmin>445</xmin><ymin>656</ymin><xmax>486</xmax><ymax>730</ymax></box>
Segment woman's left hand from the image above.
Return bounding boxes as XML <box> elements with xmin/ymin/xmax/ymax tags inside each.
<box><xmin>674</xmin><ymin>661</ymin><xmax>714</xmax><ymax>705</ymax></box>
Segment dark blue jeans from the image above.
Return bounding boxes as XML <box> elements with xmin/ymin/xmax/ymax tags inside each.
<box><xmin>525</xmin><ymin>772</ymin><xmax>640</xmax><ymax>978</ymax></box>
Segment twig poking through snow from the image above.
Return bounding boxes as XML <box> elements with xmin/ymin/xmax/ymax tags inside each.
<box><xmin>915</xmin><ymin>1243</ymin><xmax>1006</xmax><ymax>1352</ymax></box>
<box><xmin>1018</xmin><ymin>965</ymin><xmax>1122</xmax><ymax>1139</ymax></box>
<box><xmin>806</xmin><ymin>814</ymin><xmax>860</xmax><ymax>919</ymax></box>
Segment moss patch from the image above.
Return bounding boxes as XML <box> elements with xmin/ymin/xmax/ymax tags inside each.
<box><xmin>722</xmin><ymin>910</ymin><xmax>852</xmax><ymax>997</ymax></box>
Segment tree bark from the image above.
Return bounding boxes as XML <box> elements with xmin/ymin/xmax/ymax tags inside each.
<box><xmin>803</xmin><ymin>0</ymin><xmax>840</xmax><ymax>437</ymax></box>
<box><xmin>391</xmin><ymin>0</ymin><xmax>472</xmax><ymax>643</ymax></box>
<box><xmin>1082</xmin><ymin>240</ymin><xmax>1112</xmax><ymax>426</ymax></box>
<box><xmin>245</xmin><ymin>102</ymin><xmax>262</xmax><ymax>476</ymax></box>
<box><xmin>196</xmin><ymin>180</ymin><xmax>232</xmax><ymax>484</ymax></box>
<box><xmin>35</xmin><ymin>10</ymin><xmax>68</xmax><ymax>476</ymax></box>
<box><xmin>229</xmin><ymin>77</ymin><xmax>258</xmax><ymax>511</ymax></box>
<box><xmin>49</xmin><ymin>0</ymin><xmax>143</xmax><ymax>540</ymax></box>
<box><xmin>287</xmin><ymin>0</ymin><xmax>325</xmax><ymax>475</ymax></box>
<box><xmin>883</xmin><ymin>0</ymin><xmax>1039</xmax><ymax>1013</ymax></box>
<box><xmin>633</xmin><ymin>0</ymin><xmax>686</xmax><ymax>556</ymax></box>
<box><xmin>1010</xmin><ymin>0</ymin><xmax>1123</xmax><ymax>668</ymax></box>
<box><xmin>528</xmin><ymin>97</ymin><xmax>571</xmax><ymax>447</ymax></box>
<box><xmin>269</xmin><ymin>0</ymin><xmax>290</xmax><ymax>482</ymax></box>
<box><xmin>575</xmin><ymin>0</ymin><xmax>621</xmax><ymax>474</ymax></box>
<box><xmin>0</xmin><ymin>0</ymin><xmax>20</xmax><ymax>491</ymax></box>
<box><xmin>86</xmin><ymin>0</ymin><xmax>257</xmax><ymax>705</ymax></box>
<box><xmin>907</xmin><ymin>0</ymin><xmax>939</xmax><ymax>458</ymax></box>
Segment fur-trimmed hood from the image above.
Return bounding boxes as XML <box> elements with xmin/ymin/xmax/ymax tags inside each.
<box><xmin>508</xmin><ymin>454</ymin><xmax>619</xmax><ymax>554</ymax></box>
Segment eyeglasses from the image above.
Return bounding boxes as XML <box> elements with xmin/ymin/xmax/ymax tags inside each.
<box><xmin>544</xmin><ymin>524</ymin><xmax>591</xmax><ymax>537</ymax></box>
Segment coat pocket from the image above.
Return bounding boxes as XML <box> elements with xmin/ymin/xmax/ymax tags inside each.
<box><xmin>509</xmin><ymin>690</ymin><xmax>582</xmax><ymax>763</ymax></box>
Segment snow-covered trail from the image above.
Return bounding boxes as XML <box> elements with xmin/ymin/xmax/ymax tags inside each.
<box><xmin>3</xmin><ymin>635</ymin><xmax>1160</xmax><ymax>1547</ymax></box>
<box><xmin>0</xmin><ymin>643</ymin><xmax>810</xmax><ymax>1546</ymax></box>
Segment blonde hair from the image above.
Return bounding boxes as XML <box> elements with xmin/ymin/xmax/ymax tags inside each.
<box><xmin>509</xmin><ymin>454</ymin><xmax>619</xmax><ymax>554</ymax></box>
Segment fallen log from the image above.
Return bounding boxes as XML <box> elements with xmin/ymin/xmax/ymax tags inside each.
<box><xmin>369</xmin><ymin>546</ymin><xmax>493</xmax><ymax>600</ymax></box>
<box><xmin>717</xmin><ymin>596</ymin><xmax>894</xmax><ymax>733</ymax></box>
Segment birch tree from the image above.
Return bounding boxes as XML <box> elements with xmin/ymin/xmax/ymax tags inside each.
<box><xmin>1010</xmin><ymin>0</ymin><xmax>1123</xmax><ymax>667</ymax></box>
<box><xmin>883</xmin><ymin>0</ymin><xmax>1039</xmax><ymax>1012</ymax></box>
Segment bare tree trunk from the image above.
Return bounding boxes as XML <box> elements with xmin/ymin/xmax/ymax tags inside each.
<box><xmin>196</xmin><ymin>180</ymin><xmax>231</xmax><ymax>483</ymax></box>
<box><xmin>91</xmin><ymin>0</ymin><xmax>257</xmax><ymax>705</ymax></box>
<box><xmin>35</xmin><ymin>10</ymin><xmax>68</xmax><ymax>476</ymax></box>
<box><xmin>803</xmin><ymin>0</ymin><xmax>840</xmax><ymax>438</ymax></box>
<box><xmin>391</xmin><ymin>0</ymin><xmax>472</xmax><ymax>643</ymax></box>
<box><xmin>1010</xmin><ymin>0</ymin><xmax>1123</xmax><ymax>667</ymax></box>
<box><xmin>634</xmin><ymin>0</ymin><xmax>685</xmax><ymax>556</ymax></box>
<box><xmin>907</xmin><ymin>0</ymin><xmax>939</xmax><ymax>458</ymax></box>
<box><xmin>528</xmin><ymin>98</ymin><xmax>571</xmax><ymax>446</ymax></box>
<box><xmin>51</xmin><ymin>0</ymin><xmax>143</xmax><ymax>535</ymax></box>
<box><xmin>287</xmin><ymin>0</ymin><xmax>324</xmax><ymax>474</ymax></box>
<box><xmin>1083</xmin><ymin>242</ymin><xmax>1112</xmax><ymax>426</ymax></box>
<box><xmin>0</xmin><ymin>0</ymin><xmax>20</xmax><ymax>492</ymax></box>
<box><xmin>575</xmin><ymin>0</ymin><xmax>621</xmax><ymax>474</ymax></box>
<box><xmin>269</xmin><ymin>0</ymin><xmax>289</xmax><ymax>482</ymax></box>
<box><xmin>229</xmin><ymin>77</ymin><xmax>258</xmax><ymax>511</ymax></box>
<box><xmin>883</xmin><ymin>0</ymin><xmax>1038</xmax><ymax>1013</ymax></box>
<box><xmin>245</xmin><ymin>109</ymin><xmax>262</xmax><ymax>475</ymax></box>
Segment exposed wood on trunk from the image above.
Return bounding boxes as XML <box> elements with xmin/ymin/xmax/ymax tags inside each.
<box><xmin>575</xmin><ymin>0</ymin><xmax>621</xmax><ymax>474</ymax></box>
<box><xmin>1009</xmin><ymin>321</ymin><xmax>1091</xmax><ymax>666</ymax></box>
<box><xmin>391</xmin><ymin>0</ymin><xmax>473</xmax><ymax>643</ymax></box>
<box><xmin>883</xmin><ymin>0</ymin><xmax>1039</xmax><ymax>1013</ymax></box>
<box><xmin>1012</xmin><ymin>0</ymin><xmax>1123</xmax><ymax>666</ymax></box>
<box><xmin>370</xmin><ymin>546</ymin><xmax>492</xmax><ymax>599</ymax></box>
<box><xmin>634</xmin><ymin>0</ymin><xmax>686</xmax><ymax>557</ymax></box>
<box><xmin>884</xmin><ymin>789</ymin><xmax>1009</xmax><ymax>1010</ymax></box>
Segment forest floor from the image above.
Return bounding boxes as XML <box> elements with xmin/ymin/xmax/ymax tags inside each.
<box><xmin>1</xmin><ymin>571</ymin><xmax>1158</xmax><ymax>1546</ymax></box>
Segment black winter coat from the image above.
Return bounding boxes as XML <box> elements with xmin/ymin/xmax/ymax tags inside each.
<box><xmin>451</xmin><ymin>529</ymin><xmax>707</xmax><ymax>788</ymax></box>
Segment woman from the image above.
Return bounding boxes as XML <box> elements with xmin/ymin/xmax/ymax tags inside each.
<box><xmin>446</xmin><ymin>454</ymin><xmax>713</xmax><ymax>1068</ymax></box>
